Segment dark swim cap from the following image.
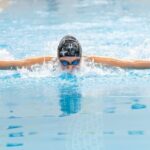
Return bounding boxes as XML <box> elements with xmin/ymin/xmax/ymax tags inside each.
<box><xmin>58</xmin><ymin>35</ymin><xmax>82</xmax><ymax>58</ymax></box>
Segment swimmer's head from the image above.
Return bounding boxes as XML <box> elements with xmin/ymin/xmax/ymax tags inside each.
<box><xmin>57</xmin><ymin>35</ymin><xmax>82</xmax><ymax>72</ymax></box>
<box><xmin>57</xmin><ymin>35</ymin><xmax>82</xmax><ymax>58</ymax></box>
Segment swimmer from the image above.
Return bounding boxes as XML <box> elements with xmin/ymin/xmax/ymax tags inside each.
<box><xmin>1</xmin><ymin>35</ymin><xmax>150</xmax><ymax>71</ymax></box>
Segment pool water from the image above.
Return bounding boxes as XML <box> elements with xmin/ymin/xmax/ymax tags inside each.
<box><xmin>0</xmin><ymin>0</ymin><xmax>150</xmax><ymax>150</ymax></box>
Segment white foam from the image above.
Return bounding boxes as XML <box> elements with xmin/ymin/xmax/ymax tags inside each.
<box><xmin>17</xmin><ymin>60</ymin><xmax>61</xmax><ymax>78</ymax></box>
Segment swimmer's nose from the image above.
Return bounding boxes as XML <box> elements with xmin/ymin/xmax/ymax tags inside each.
<box><xmin>67</xmin><ymin>65</ymin><xmax>74</xmax><ymax>70</ymax></box>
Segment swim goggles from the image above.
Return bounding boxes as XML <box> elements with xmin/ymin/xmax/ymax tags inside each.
<box><xmin>60</xmin><ymin>59</ymin><xmax>80</xmax><ymax>66</ymax></box>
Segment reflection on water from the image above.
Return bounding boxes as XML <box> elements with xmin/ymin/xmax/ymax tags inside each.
<box><xmin>1</xmin><ymin>91</ymin><xmax>150</xmax><ymax>150</ymax></box>
<box><xmin>59</xmin><ymin>73</ymin><xmax>81</xmax><ymax>116</ymax></box>
<box><xmin>5</xmin><ymin>111</ymin><xmax>24</xmax><ymax>148</ymax></box>
<box><xmin>7</xmin><ymin>143</ymin><xmax>23</xmax><ymax>147</ymax></box>
<box><xmin>131</xmin><ymin>103</ymin><xmax>146</xmax><ymax>109</ymax></box>
<box><xmin>3</xmin><ymin>111</ymin><xmax>102</xmax><ymax>150</ymax></box>
<box><xmin>103</xmin><ymin>95</ymin><xmax>150</xmax><ymax>150</ymax></box>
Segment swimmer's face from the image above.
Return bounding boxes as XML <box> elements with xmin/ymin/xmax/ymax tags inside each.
<box><xmin>59</xmin><ymin>57</ymin><xmax>81</xmax><ymax>72</ymax></box>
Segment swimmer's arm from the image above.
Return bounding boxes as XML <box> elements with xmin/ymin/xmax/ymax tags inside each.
<box><xmin>0</xmin><ymin>56</ymin><xmax>53</xmax><ymax>70</ymax></box>
<box><xmin>87</xmin><ymin>56</ymin><xmax>150</xmax><ymax>69</ymax></box>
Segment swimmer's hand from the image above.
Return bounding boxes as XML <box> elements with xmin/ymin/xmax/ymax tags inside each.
<box><xmin>87</xmin><ymin>56</ymin><xmax>150</xmax><ymax>69</ymax></box>
<box><xmin>0</xmin><ymin>56</ymin><xmax>53</xmax><ymax>70</ymax></box>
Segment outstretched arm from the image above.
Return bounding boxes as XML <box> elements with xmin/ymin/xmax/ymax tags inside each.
<box><xmin>0</xmin><ymin>56</ymin><xmax>53</xmax><ymax>70</ymax></box>
<box><xmin>88</xmin><ymin>56</ymin><xmax>150</xmax><ymax>69</ymax></box>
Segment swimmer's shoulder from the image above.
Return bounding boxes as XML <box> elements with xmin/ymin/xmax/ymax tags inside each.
<box><xmin>24</xmin><ymin>56</ymin><xmax>55</xmax><ymax>62</ymax></box>
<box><xmin>82</xmin><ymin>56</ymin><xmax>89</xmax><ymax>60</ymax></box>
<box><xmin>82</xmin><ymin>56</ymin><xmax>95</xmax><ymax>62</ymax></box>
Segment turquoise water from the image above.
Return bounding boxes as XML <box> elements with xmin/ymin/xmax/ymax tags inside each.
<box><xmin>0</xmin><ymin>0</ymin><xmax>150</xmax><ymax>150</ymax></box>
